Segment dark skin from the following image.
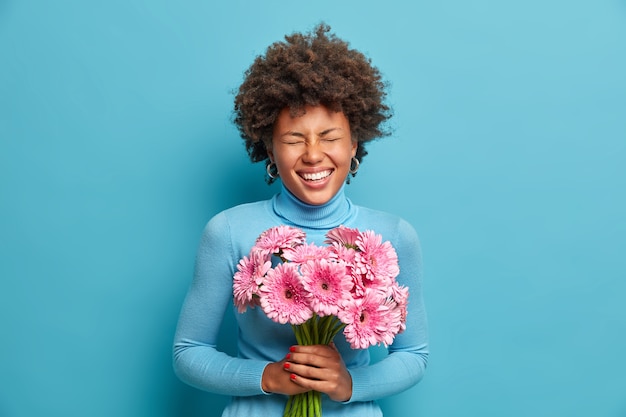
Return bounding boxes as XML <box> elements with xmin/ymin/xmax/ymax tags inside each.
<box><xmin>261</xmin><ymin>342</ymin><xmax>353</xmax><ymax>402</ymax></box>
<box><xmin>260</xmin><ymin>106</ymin><xmax>354</xmax><ymax>402</ymax></box>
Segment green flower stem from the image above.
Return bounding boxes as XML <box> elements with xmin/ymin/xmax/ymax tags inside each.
<box><xmin>312</xmin><ymin>316</ymin><xmax>319</xmax><ymax>343</ymax></box>
<box><xmin>316</xmin><ymin>391</ymin><xmax>322</xmax><ymax>416</ymax></box>
<box><xmin>285</xmin><ymin>315</ymin><xmax>337</xmax><ymax>416</ymax></box>
<box><xmin>285</xmin><ymin>395</ymin><xmax>294</xmax><ymax>415</ymax></box>
<box><xmin>292</xmin><ymin>325</ymin><xmax>302</xmax><ymax>345</ymax></box>
<box><xmin>320</xmin><ymin>316</ymin><xmax>333</xmax><ymax>343</ymax></box>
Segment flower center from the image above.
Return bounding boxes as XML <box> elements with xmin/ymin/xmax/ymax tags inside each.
<box><xmin>322</xmin><ymin>283</ymin><xmax>328</xmax><ymax>290</ymax></box>
<box><xmin>285</xmin><ymin>289</ymin><xmax>293</xmax><ymax>299</ymax></box>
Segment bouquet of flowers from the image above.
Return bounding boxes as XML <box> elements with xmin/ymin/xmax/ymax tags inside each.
<box><xmin>233</xmin><ymin>225</ymin><xmax>409</xmax><ymax>417</ymax></box>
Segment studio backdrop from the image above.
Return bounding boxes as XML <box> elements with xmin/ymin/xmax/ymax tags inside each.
<box><xmin>1</xmin><ymin>1</ymin><xmax>625</xmax><ymax>416</ymax></box>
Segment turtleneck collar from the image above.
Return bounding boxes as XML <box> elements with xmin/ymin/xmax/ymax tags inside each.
<box><xmin>272</xmin><ymin>183</ymin><xmax>355</xmax><ymax>229</ymax></box>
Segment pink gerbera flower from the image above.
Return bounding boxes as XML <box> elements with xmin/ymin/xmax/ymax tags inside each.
<box><xmin>325</xmin><ymin>225</ymin><xmax>360</xmax><ymax>249</ymax></box>
<box><xmin>328</xmin><ymin>242</ymin><xmax>357</xmax><ymax>264</ymax></box>
<box><xmin>389</xmin><ymin>283</ymin><xmax>410</xmax><ymax>333</ymax></box>
<box><xmin>327</xmin><ymin>240</ymin><xmax>358</xmax><ymax>293</ymax></box>
<box><xmin>254</xmin><ymin>225</ymin><xmax>306</xmax><ymax>257</ymax></box>
<box><xmin>233</xmin><ymin>225</ymin><xmax>408</xmax><ymax>349</ymax></box>
<box><xmin>259</xmin><ymin>263</ymin><xmax>312</xmax><ymax>325</ymax></box>
<box><xmin>339</xmin><ymin>291</ymin><xmax>400</xmax><ymax>349</ymax></box>
<box><xmin>379</xmin><ymin>296</ymin><xmax>404</xmax><ymax>342</ymax></box>
<box><xmin>354</xmin><ymin>230</ymin><xmax>400</xmax><ymax>283</ymax></box>
<box><xmin>233</xmin><ymin>250</ymin><xmax>271</xmax><ymax>313</ymax></box>
<box><xmin>301</xmin><ymin>259</ymin><xmax>353</xmax><ymax>316</ymax></box>
<box><xmin>349</xmin><ymin>273</ymin><xmax>367</xmax><ymax>298</ymax></box>
<box><xmin>283</xmin><ymin>243</ymin><xmax>331</xmax><ymax>265</ymax></box>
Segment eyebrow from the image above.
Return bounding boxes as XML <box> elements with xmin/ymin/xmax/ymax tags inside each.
<box><xmin>279</xmin><ymin>127</ymin><xmax>344</xmax><ymax>138</ymax></box>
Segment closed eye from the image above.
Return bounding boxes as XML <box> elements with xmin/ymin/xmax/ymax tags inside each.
<box><xmin>282</xmin><ymin>139</ymin><xmax>305</xmax><ymax>145</ymax></box>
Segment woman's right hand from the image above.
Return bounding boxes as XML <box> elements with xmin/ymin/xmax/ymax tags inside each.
<box><xmin>261</xmin><ymin>359</ymin><xmax>309</xmax><ymax>396</ymax></box>
<box><xmin>261</xmin><ymin>343</ymin><xmax>353</xmax><ymax>402</ymax></box>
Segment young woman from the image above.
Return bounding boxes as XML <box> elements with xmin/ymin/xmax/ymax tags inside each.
<box><xmin>173</xmin><ymin>23</ymin><xmax>428</xmax><ymax>416</ymax></box>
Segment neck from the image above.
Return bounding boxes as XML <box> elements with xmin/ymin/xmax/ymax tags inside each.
<box><xmin>272</xmin><ymin>183</ymin><xmax>354</xmax><ymax>229</ymax></box>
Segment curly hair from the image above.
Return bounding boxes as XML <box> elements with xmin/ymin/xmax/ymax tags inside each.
<box><xmin>233</xmin><ymin>23</ymin><xmax>392</xmax><ymax>169</ymax></box>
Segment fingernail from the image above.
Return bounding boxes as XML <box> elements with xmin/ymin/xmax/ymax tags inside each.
<box><xmin>290</xmin><ymin>374</ymin><xmax>296</xmax><ymax>380</ymax></box>
<box><xmin>285</xmin><ymin>353</ymin><xmax>291</xmax><ymax>360</ymax></box>
<box><xmin>289</xmin><ymin>346</ymin><xmax>296</xmax><ymax>352</ymax></box>
<box><xmin>284</xmin><ymin>363</ymin><xmax>290</xmax><ymax>369</ymax></box>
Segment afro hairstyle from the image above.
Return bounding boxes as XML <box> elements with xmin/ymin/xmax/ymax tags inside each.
<box><xmin>233</xmin><ymin>23</ymin><xmax>392</xmax><ymax>170</ymax></box>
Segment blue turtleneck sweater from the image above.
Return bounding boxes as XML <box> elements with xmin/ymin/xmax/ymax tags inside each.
<box><xmin>173</xmin><ymin>185</ymin><xmax>428</xmax><ymax>417</ymax></box>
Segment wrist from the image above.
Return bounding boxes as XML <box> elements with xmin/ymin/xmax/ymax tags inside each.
<box><xmin>261</xmin><ymin>363</ymin><xmax>275</xmax><ymax>394</ymax></box>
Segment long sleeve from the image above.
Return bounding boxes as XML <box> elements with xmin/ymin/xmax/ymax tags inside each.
<box><xmin>172</xmin><ymin>211</ymin><xmax>270</xmax><ymax>396</ymax></box>
<box><xmin>172</xmin><ymin>188</ymin><xmax>428</xmax><ymax>416</ymax></box>
<box><xmin>347</xmin><ymin>217</ymin><xmax>429</xmax><ymax>402</ymax></box>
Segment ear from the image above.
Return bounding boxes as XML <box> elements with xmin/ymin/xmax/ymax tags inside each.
<box><xmin>351</xmin><ymin>139</ymin><xmax>358</xmax><ymax>158</ymax></box>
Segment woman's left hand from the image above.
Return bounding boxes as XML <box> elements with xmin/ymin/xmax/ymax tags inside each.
<box><xmin>283</xmin><ymin>342</ymin><xmax>353</xmax><ymax>402</ymax></box>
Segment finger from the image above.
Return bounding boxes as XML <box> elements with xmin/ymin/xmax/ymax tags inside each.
<box><xmin>288</xmin><ymin>344</ymin><xmax>337</xmax><ymax>360</ymax></box>
<box><xmin>284</xmin><ymin>360</ymin><xmax>342</xmax><ymax>382</ymax></box>
<box><xmin>263</xmin><ymin>361</ymin><xmax>309</xmax><ymax>396</ymax></box>
<box><xmin>288</xmin><ymin>370</ymin><xmax>352</xmax><ymax>402</ymax></box>
<box><xmin>283</xmin><ymin>360</ymin><xmax>323</xmax><ymax>380</ymax></box>
<box><xmin>287</xmin><ymin>352</ymin><xmax>337</xmax><ymax>370</ymax></box>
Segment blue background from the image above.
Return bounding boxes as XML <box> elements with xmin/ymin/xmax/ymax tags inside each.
<box><xmin>1</xmin><ymin>1</ymin><xmax>625</xmax><ymax>416</ymax></box>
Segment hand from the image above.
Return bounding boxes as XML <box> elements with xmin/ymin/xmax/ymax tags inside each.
<box><xmin>261</xmin><ymin>342</ymin><xmax>353</xmax><ymax>401</ymax></box>
<box><xmin>282</xmin><ymin>342</ymin><xmax>353</xmax><ymax>402</ymax></box>
<box><xmin>262</xmin><ymin>358</ymin><xmax>310</xmax><ymax>397</ymax></box>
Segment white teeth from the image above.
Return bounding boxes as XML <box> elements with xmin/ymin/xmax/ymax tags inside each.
<box><xmin>301</xmin><ymin>170</ymin><xmax>331</xmax><ymax>181</ymax></box>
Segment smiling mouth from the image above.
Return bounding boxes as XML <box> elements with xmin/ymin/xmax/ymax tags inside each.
<box><xmin>300</xmin><ymin>170</ymin><xmax>332</xmax><ymax>181</ymax></box>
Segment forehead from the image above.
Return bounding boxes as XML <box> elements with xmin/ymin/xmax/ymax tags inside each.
<box><xmin>274</xmin><ymin>105</ymin><xmax>350</xmax><ymax>133</ymax></box>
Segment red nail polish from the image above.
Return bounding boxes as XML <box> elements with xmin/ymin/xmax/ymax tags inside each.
<box><xmin>290</xmin><ymin>374</ymin><xmax>296</xmax><ymax>380</ymax></box>
<box><xmin>285</xmin><ymin>353</ymin><xmax>291</xmax><ymax>360</ymax></box>
<box><xmin>289</xmin><ymin>346</ymin><xmax>296</xmax><ymax>352</ymax></box>
<box><xmin>284</xmin><ymin>363</ymin><xmax>290</xmax><ymax>369</ymax></box>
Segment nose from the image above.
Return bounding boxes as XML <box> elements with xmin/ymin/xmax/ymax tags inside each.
<box><xmin>302</xmin><ymin>141</ymin><xmax>323</xmax><ymax>164</ymax></box>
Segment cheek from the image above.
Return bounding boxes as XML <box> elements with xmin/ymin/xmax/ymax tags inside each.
<box><xmin>273</xmin><ymin>148</ymin><xmax>298</xmax><ymax>168</ymax></box>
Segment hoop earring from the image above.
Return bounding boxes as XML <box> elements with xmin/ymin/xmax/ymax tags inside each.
<box><xmin>349</xmin><ymin>157</ymin><xmax>360</xmax><ymax>175</ymax></box>
<box><xmin>266</xmin><ymin>162</ymin><xmax>279</xmax><ymax>179</ymax></box>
